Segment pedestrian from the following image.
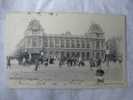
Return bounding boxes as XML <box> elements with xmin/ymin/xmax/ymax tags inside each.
<box><xmin>96</xmin><ymin>68</ymin><xmax>105</xmax><ymax>84</ymax></box>
<box><xmin>59</xmin><ymin>59</ymin><xmax>62</xmax><ymax>68</ymax></box>
<box><xmin>28</xmin><ymin>53</ymin><xmax>32</xmax><ymax>64</ymax></box>
<box><xmin>34</xmin><ymin>59</ymin><xmax>39</xmax><ymax>71</ymax></box>
<box><xmin>7</xmin><ymin>56</ymin><xmax>11</xmax><ymax>68</ymax></box>
<box><xmin>70</xmin><ymin>57</ymin><xmax>73</xmax><ymax>66</ymax></box>
<box><xmin>22</xmin><ymin>57</ymin><xmax>26</xmax><ymax>65</ymax></box>
<box><xmin>44</xmin><ymin>57</ymin><xmax>48</xmax><ymax>67</ymax></box>
<box><xmin>67</xmin><ymin>57</ymin><xmax>71</xmax><ymax>67</ymax></box>
<box><xmin>96</xmin><ymin>58</ymin><xmax>102</xmax><ymax>68</ymax></box>
<box><xmin>40</xmin><ymin>51</ymin><xmax>44</xmax><ymax>64</ymax></box>
<box><xmin>90</xmin><ymin>58</ymin><xmax>95</xmax><ymax>70</ymax></box>
<box><xmin>78</xmin><ymin>57</ymin><xmax>82</xmax><ymax>67</ymax></box>
<box><xmin>24</xmin><ymin>50</ymin><xmax>29</xmax><ymax>64</ymax></box>
<box><xmin>49</xmin><ymin>56</ymin><xmax>52</xmax><ymax>64</ymax></box>
<box><xmin>105</xmin><ymin>49</ymin><xmax>110</xmax><ymax>66</ymax></box>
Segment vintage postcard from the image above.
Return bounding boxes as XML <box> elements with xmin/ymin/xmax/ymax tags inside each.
<box><xmin>5</xmin><ymin>12</ymin><xmax>127</xmax><ymax>88</ymax></box>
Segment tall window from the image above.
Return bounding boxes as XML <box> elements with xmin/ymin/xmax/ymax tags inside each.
<box><xmin>61</xmin><ymin>51</ymin><xmax>64</xmax><ymax>56</ymax></box>
<box><xmin>86</xmin><ymin>39</ymin><xmax>90</xmax><ymax>48</ymax></box>
<box><xmin>32</xmin><ymin>37</ymin><xmax>40</xmax><ymax>47</ymax></box>
<box><xmin>96</xmin><ymin>40</ymin><xmax>100</xmax><ymax>49</ymax></box>
<box><xmin>92</xmin><ymin>41</ymin><xmax>95</xmax><ymax>49</ymax></box>
<box><xmin>71</xmin><ymin>40</ymin><xmax>75</xmax><ymax>48</ymax></box>
<box><xmin>55</xmin><ymin>38</ymin><xmax>59</xmax><ymax>48</ymax></box>
<box><xmin>26</xmin><ymin>38</ymin><xmax>31</xmax><ymax>48</ymax></box>
<box><xmin>81</xmin><ymin>39</ymin><xmax>85</xmax><ymax>48</ymax></box>
<box><xmin>96</xmin><ymin>33</ymin><xmax>100</xmax><ymax>38</ymax></box>
<box><xmin>101</xmin><ymin>40</ymin><xmax>104</xmax><ymax>48</ymax></box>
<box><xmin>76</xmin><ymin>39</ymin><xmax>80</xmax><ymax>48</ymax></box>
<box><xmin>87</xmin><ymin>52</ymin><xmax>90</xmax><ymax>60</ymax></box>
<box><xmin>43</xmin><ymin>37</ymin><xmax>48</xmax><ymax>47</ymax></box>
<box><xmin>66</xmin><ymin>39</ymin><xmax>70</xmax><ymax>48</ymax></box>
<box><xmin>49</xmin><ymin>38</ymin><xmax>54</xmax><ymax>47</ymax></box>
<box><xmin>32</xmin><ymin>30</ymin><xmax>39</xmax><ymax>34</ymax></box>
<box><xmin>82</xmin><ymin>52</ymin><xmax>85</xmax><ymax>60</ymax></box>
<box><xmin>61</xmin><ymin>39</ymin><xmax>64</xmax><ymax>48</ymax></box>
<box><xmin>67</xmin><ymin>52</ymin><xmax>70</xmax><ymax>57</ymax></box>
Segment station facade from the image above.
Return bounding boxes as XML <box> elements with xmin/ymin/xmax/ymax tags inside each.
<box><xmin>16</xmin><ymin>19</ymin><xmax>105</xmax><ymax>60</ymax></box>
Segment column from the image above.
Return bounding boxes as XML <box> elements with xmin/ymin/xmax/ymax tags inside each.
<box><xmin>47</xmin><ymin>37</ymin><xmax>50</xmax><ymax>48</ymax></box>
<box><xmin>79</xmin><ymin>38</ymin><xmax>82</xmax><ymax>48</ymax></box>
<box><xmin>70</xmin><ymin>38</ymin><xmax>72</xmax><ymax>48</ymax></box>
<box><xmin>59</xmin><ymin>38</ymin><xmax>61</xmax><ymax>48</ymax></box>
<box><xmin>74</xmin><ymin>39</ymin><xmax>76</xmax><ymax>48</ymax></box>
<box><xmin>64</xmin><ymin>38</ymin><xmax>66</xmax><ymax>48</ymax></box>
<box><xmin>53</xmin><ymin>37</ymin><xmax>55</xmax><ymax>48</ymax></box>
<box><xmin>85</xmin><ymin>39</ymin><xmax>87</xmax><ymax>48</ymax></box>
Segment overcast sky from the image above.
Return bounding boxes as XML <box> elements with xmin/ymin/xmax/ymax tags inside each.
<box><xmin>5</xmin><ymin>12</ymin><xmax>125</xmax><ymax>55</ymax></box>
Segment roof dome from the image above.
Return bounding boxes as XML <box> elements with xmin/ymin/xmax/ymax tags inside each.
<box><xmin>27</xmin><ymin>19</ymin><xmax>41</xmax><ymax>31</ymax></box>
<box><xmin>88</xmin><ymin>23</ymin><xmax>103</xmax><ymax>33</ymax></box>
<box><xmin>25</xmin><ymin>19</ymin><xmax>45</xmax><ymax>35</ymax></box>
<box><xmin>64</xmin><ymin>31</ymin><xmax>71</xmax><ymax>35</ymax></box>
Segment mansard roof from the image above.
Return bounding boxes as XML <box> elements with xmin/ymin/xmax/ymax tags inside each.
<box><xmin>88</xmin><ymin>23</ymin><xmax>104</xmax><ymax>33</ymax></box>
<box><xmin>27</xmin><ymin>19</ymin><xmax>43</xmax><ymax>31</ymax></box>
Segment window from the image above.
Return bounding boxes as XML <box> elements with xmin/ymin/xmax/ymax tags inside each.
<box><xmin>32</xmin><ymin>30</ymin><xmax>39</xmax><ymax>34</ymax></box>
<box><xmin>72</xmin><ymin>52</ymin><xmax>75</xmax><ymax>56</ymax></box>
<box><xmin>96</xmin><ymin>40</ymin><xmax>100</xmax><ymax>49</ymax></box>
<box><xmin>55</xmin><ymin>38</ymin><xmax>59</xmax><ymax>48</ymax></box>
<box><xmin>82</xmin><ymin>52</ymin><xmax>85</xmax><ymax>60</ymax></box>
<box><xmin>101</xmin><ymin>51</ymin><xmax>104</xmax><ymax>57</ymax></box>
<box><xmin>96</xmin><ymin>33</ymin><xmax>100</xmax><ymax>37</ymax></box>
<box><xmin>67</xmin><ymin>52</ymin><xmax>70</xmax><ymax>57</ymax></box>
<box><xmin>32</xmin><ymin>37</ymin><xmax>38</xmax><ymax>47</ymax></box>
<box><xmin>96</xmin><ymin>52</ymin><xmax>100</xmax><ymax>58</ymax></box>
<box><xmin>61</xmin><ymin>51</ymin><xmax>64</xmax><ymax>56</ymax></box>
<box><xmin>77</xmin><ymin>52</ymin><xmax>80</xmax><ymax>57</ymax></box>
<box><xmin>81</xmin><ymin>39</ymin><xmax>85</xmax><ymax>48</ymax></box>
<box><xmin>87</xmin><ymin>52</ymin><xmax>90</xmax><ymax>60</ymax></box>
<box><xmin>61</xmin><ymin>39</ymin><xmax>64</xmax><ymax>48</ymax></box>
<box><xmin>76</xmin><ymin>39</ymin><xmax>80</xmax><ymax>48</ymax></box>
<box><xmin>92</xmin><ymin>41</ymin><xmax>95</xmax><ymax>49</ymax></box>
<box><xmin>86</xmin><ymin>40</ymin><xmax>90</xmax><ymax>48</ymax></box>
<box><xmin>101</xmin><ymin>40</ymin><xmax>104</xmax><ymax>48</ymax></box>
<box><xmin>26</xmin><ymin>38</ymin><xmax>31</xmax><ymax>47</ymax></box>
<box><xmin>49</xmin><ymin>38</ymin><xmax>54</xmax><ymax>47</ymax></box>
<box><xmin>43</xmin><ymin>37</ymin><xmax>48</xmax><ymax>47</ymax></box>
<box><xmin>66</xmin><ymin>39</ymin><xmax>70</xmax><ymax>48</ymax></box>
<box><xmin>71</xmin><ymin>40</ymin><xmax>75</xmax><ymax>48</ymax></box>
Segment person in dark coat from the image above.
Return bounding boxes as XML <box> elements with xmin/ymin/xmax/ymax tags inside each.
<box><xmin>90</xmin><ymin>58</ymin><xmax>95</xmax><ymax>70</ymax></box>
<box><xmin>96</xmin><ymin>58</ymin><xmax>102</xmax><ymax>68</ymax></box>
<box><xmin>7</xmin><ymin>56</ymin><xmax>11</xmax><ymax>68</ymax></box>
<box><xmin>34</xmin><ymin>59</ymin><xmax>39</xmax><ymax>71</ymax></box>
<box><xmin>67</xmin><ymin>57</ymin><xmax>71</xmax><ymax>67</ymax></box>
<box><xmin>44</xmin><ymin>57</ymin><xmax>48</xmax><ymax>66</ymax></box>
<box><xmin>96</xmin><ymin>68</ymin><xmax>105</xmax><ymax>83</ymax></box>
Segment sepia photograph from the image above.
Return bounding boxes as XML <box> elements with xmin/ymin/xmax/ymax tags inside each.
<box><xmin>5</xmin><ymin>12</ymin><xmax>127</xmax><ymax>88</ymax></box>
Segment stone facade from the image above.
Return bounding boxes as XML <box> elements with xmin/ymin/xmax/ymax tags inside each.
<box><xmin>16</xmin><ymin>19</ymin><xmax>105</xmax><ymax>60</ymax></box>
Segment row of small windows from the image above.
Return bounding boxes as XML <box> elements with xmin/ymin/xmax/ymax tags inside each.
<box><xmin>25</xmin><ymin>37</ymin><xmax>104</xmax><ymax>49</ymax></box>
<box><xmin>49</xmin><ymin>38</ymin><xmax>90</xmax><ymax>48</ymax></box>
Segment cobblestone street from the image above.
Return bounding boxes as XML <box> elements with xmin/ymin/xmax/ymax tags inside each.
<box><xmin>8</xmin><ymin>61</ymin><xmax>123</xmax><ymax>83</ymax></box>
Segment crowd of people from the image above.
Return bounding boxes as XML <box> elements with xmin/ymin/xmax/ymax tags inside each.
<box><xmin>7</xmin><ymin>49</ymin><xmax>123</xmax><ymax>84</ymax></box>
<box><xmin>7</xmin><ymin>49</ymin><xmax>122</xmax><ymax>69</ymax></box>
<box><xmin>59</xmin><ymin>55</ymin><xmax>85</xmax><ymax>67</ymax></box>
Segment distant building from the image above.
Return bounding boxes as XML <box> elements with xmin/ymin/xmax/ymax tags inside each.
<box><xmin>15</xmin><ymin>19</ymin><xmax>105</xmax><ymax>60</ymax></box>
